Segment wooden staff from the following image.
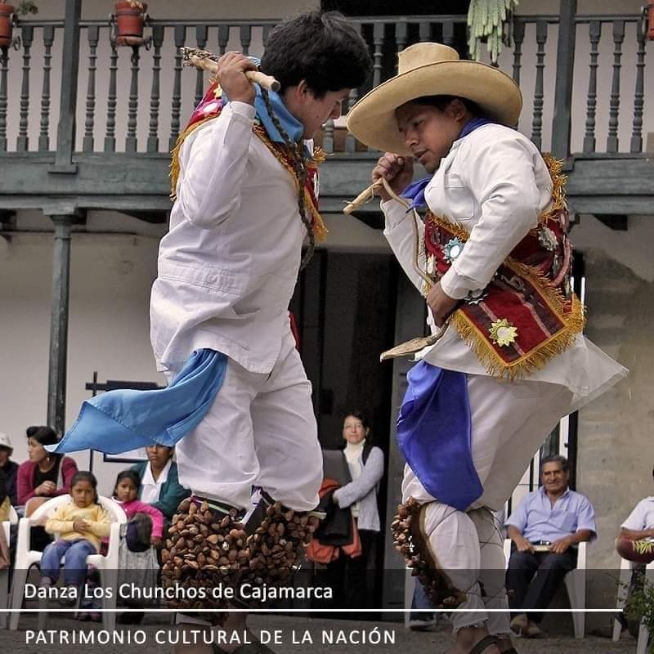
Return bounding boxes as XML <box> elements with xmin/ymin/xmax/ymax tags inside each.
<box><xmin>342</xmin><ymin>180</ymin><xmax>383</xmax><ymax>214</ymax></box>
<box><xmin>180</xmin><ymin>47</ymin><xmax>281</xmax><ymax>93</ymax></box>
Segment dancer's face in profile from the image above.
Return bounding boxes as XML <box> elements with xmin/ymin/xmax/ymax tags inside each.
<box><xmin>283</xmin><ymin>82</ymin><xmax>350</xmax><ymax>139</ymax></box>
<box><xmin>395</xmin><ymin>99</ymin><xmax>467</xmax><ymax>174</ymax></box>
<box><xmin>342</xmin><ymin>415</ymin><xmax>368</xmax><ymax>445</ymax></box>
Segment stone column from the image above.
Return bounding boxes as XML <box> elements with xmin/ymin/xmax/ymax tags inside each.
<box><xmin>46</xmin><ymin>213</ymin><xmax>75</xmax><ymax>434</ymax></box>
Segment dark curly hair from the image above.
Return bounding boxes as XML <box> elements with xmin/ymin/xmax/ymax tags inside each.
<box><xmin>260</xmin><ymin>11</ymin><xmax>372</xmax><ymax>97</ymax></box>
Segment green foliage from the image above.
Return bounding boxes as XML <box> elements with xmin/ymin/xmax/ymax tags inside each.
<box><xmin>624</xmin><ymin>572</ymin><xmax>654</xmax><ymax>653</ymax></box>
<box><xmin>12</xmin><ymin>1</ymin><xmax>38</xmax><ymax>16</ymax></box>
<box><xmin>467</xmin><ymin>0</ymin><xmax>518</xmax><ymax>64</ymax></box>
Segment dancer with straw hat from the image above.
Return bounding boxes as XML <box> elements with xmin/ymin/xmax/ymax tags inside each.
<box><xmin>347</xmin><ymin>43</ymin><xmax>627</xmax><ymax>654</ymax></box>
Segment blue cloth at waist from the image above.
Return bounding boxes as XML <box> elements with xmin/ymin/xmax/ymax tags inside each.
<box><xmin>47</xmin><ymin>349</ymin><xmax>227</xmax><ymax>455</ymax></box>
<box><xmin>397</xmin><ymin>361</ymin><xmax>482</xmax><ymax>511</ymax></box>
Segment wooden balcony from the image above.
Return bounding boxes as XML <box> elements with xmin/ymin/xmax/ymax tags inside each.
<box><xmin>0</xmin><ymin>7</ymin><xmax>652</xmax><ymax>221</ymax></box>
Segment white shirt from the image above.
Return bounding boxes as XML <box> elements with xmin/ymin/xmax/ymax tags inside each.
<box><xmin>150</xmin><ymin>102</ymin><xmax>307</xmax><ymax>374</ymax></box>
<box><xmin>140</xmin><ymin>459</ymin><xmax>171</xmax><ymax>505</ymax></box>
<box><xmin>342</xmin><ymin>441</ymin><xmax>365</xmax><ymax>519</ymax></box>
<box><xmin>383</xmin><ymin>124</ymin><xmax>627</xmax><ymax>411</ymax></box>
<box><xmin>622</xmin><ymin>497</ymin><xmax>654</xmax><ymax>534</ymax></box>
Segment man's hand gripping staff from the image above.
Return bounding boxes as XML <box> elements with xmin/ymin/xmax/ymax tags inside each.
<box><xmin>345</xmin><ymin>153</ymin><xmax>458</xmax><ymax>361</ymax></box>
<box><xmin>180</xmin><ymin>47</ymin><xmax>281</xmax><ymax>96</ymax></box>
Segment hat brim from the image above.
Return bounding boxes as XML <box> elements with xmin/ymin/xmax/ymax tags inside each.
<box><xmin>347</xmin><ymin>60</ymin><xmax>522</xmax><ymax>155</ymax></box>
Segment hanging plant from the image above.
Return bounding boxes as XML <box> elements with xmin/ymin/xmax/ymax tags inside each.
<box><xmin>0</xmin><ymin>1</ymin><xmax>38</xmax><ymax>49</ymax></box>
<box><xmin>646</xmin><ymin>0</ymin><xmax>654</xmax><ymax>41</ymax></box>
<box><xmin>467</xmin><ymin>0</ymin><xmax>519</xmax><ymax>64</ymax></box>
<box><xmin>113</xmin><ymin>0</ymin><xmax>148</xmax><ymax>45</ymax></box>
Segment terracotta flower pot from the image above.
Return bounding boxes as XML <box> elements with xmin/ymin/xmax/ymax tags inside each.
<box><xmin>647</xmin><ymin>0</ymin><xmax>654</xmax><ymax>41</ymax></box>
<box><xmin>0</xmin><ymin>3</ymin><xmax>15</xmax><ymax>49</ymax></box>
<box><xmin>114</xmin><ymin>1</ymin><xmax>147</xmax><ymax>40</ymax></box>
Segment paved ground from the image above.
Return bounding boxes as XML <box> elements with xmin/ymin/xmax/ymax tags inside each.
<box><xmin>0</xmin><ymin>613</ymin><xmax>641</xmax><ymax>654</ymax></box>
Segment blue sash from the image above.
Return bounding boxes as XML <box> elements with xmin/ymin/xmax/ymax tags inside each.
<box><xmin>47</xmin><ymin>349</ymin><xmax>227</xmax><ymax>455</ymax></box>
<box><xmin>397</xmin><ymin>362</ymin><xmax>482</xmax><ymax>511</ymax></box>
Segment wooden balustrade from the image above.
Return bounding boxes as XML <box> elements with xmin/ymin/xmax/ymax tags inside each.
<box><xmin>0</xmin><ymin>13</ymin><xmax>649</xmax><ymax>157</ymax></box>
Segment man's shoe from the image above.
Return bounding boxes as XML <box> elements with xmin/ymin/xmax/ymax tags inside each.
<box><xmin>525</xmin><ymin>620</ymin><xmax>542</xmax><ymax>638</ymax></box>
<box><xmin>510</xmin><ymin>614</ymin><xmax>528</xmax><ymax>635</ymax></box>
<box><xmin>408</xmin><ymin>617</ymin><xmax>437</xmax><ymax>631</ymax></box>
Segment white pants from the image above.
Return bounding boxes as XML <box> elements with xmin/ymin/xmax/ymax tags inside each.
<box><xmin>173</xmin><ymin>331</ymin><xmax>322</xmax><ymax>512</ymax></box>
<box><xmin>402</xmin><ymin>374</ymin><xmax>573</xmax><ymax>633</ymax></box>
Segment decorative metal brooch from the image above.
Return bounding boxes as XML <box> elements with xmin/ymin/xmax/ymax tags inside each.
<box><xmin>489</xmin><ymin>318</ymin><xmax>519</xmax><ymax>347</ymax></box>
<box><xmin>443</xmin><ymin>237</ymin><xmax>465</xmax><ymax>263</ymax></box>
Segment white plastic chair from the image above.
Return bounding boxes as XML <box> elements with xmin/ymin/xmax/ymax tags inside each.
<box><xmin>612</xmin><ymin>555</ymin><xmax>654</xmax><ymax>653</ymax></box>
<box><xmin>9</xmin><ymin>495</ymin><xmax>126</xmax><ymax>631</ymax></box>
<box><xmin>503</xmin><ymin>538</ymin><xmax>586</xmax><ymax>638</ymax></box>
<box><xmin>0</xmin><ymin>505</ymin><xmax>18</xmax><ymax>629</ymax></box>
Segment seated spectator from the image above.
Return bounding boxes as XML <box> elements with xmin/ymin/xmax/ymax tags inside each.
<box><xmin>616</xmin><ymin>466</ymin><xmax>654</xmax><ymax>564</ymax></box>
<box><xmin>17</xmin><ymin>426</ymin><xmax>78</xmax><ymax>514</ymax></box>
<box><xmin>112</xmin><ymin>469</ymin><xmax>164</xmax><ymax>625</ymax></box>
<box><xmin>505</xmin><ymin>455</ymin><xmax>596</xmax><ymax>638</ymax></box>
<box><xmin>131</xmin><ymin>444</ymin><xmax>189</xmax><ymax>522</ymax></box>
<box><xmin>40</xmin><ymin>471</ymin><xmax>110</xmax><ymax>602</ymax></box>
<box><xmin>0</xmin><ymin>468</ymin><xmax>10</xmax><ymax>522</ymax></box>
<box><xmin>0</xmin><ymin>432</ymin><xmax>18</xmax><ymax>506</ymax></box>
<box><xmin>112</xmin><ymin>469</ymin><xmax>164</xmax><ymax>547</ymax></box>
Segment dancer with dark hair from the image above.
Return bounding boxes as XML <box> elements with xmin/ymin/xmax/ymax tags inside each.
<box><xmin>49</xmin><ymin>10</ymin><xmax>373</xmax><ymax>640</ymax></box>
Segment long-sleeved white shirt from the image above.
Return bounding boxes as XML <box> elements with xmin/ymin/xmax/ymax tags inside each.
<box><xmin>383</xmin><ymin>124</ymin><xmax>627</xmax><ymax>411</ymax></box>
<box><xmin>150</xmin><ymin>102</ymin><xmax>307</xmax><ymax>374</ymax></box>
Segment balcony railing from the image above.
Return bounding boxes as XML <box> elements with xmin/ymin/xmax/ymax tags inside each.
<box><xmin>0</xmin><ymin>12</ymin><xmax>650</xmax><ymax>157</ymax></box>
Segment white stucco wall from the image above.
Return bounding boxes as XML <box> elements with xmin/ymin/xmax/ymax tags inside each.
<box><xmin>0</xmin><ymin>222</ymin><xmax>163</xmax><ymax>495</ymax></box>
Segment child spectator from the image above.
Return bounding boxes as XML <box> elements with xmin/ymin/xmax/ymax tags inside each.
<box><xmin>112</xmin><ymin>469</ymin><xmax>164</xmax><ymax>547</ymax></box>
<box><xmin>113</xmin><ymin>469</ymin><xmax>163</xmax><ymax>625</ymax></box>
<box><xmin>39</xmin><ymin>471</ymin><xmax>110</xmax><ymax>602</ymax></box>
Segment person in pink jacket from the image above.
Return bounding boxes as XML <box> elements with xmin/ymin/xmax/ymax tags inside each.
<box><xmin>112</xmin><ymin>470</ymin><xmax>164</xmax><ymax>546</ymax></box>
<box><xmin>17</xmin><ymin>426</ymin><xmax>78</xmax><ymax>512</ymax></box>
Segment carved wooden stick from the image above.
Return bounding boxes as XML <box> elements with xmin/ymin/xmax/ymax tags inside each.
<box><xmin>343</xmin><ymin>180</ymin><xmax>383</xmax><ymax>214</ymax></box>
<box><xmin>180</xmin><ymin>47</ymin><xmax>281</xmax><ymax>93</ymax></box>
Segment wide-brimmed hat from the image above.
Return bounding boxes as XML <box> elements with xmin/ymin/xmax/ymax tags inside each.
<box><xmin>0</xmin><ymin>432</ymin><xmax>12</xmax><ymax>453</ymax></box>
<box><xmin>347</xmin><ymin>42</ymin><xmax>522</xmax><ymax>155</ymax></box>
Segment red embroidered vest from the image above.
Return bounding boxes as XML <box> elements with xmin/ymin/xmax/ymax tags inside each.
<box><xmin>424</xmin><ymin>156</ymin><xmax>585</xmax><ymax>379</ymax></box>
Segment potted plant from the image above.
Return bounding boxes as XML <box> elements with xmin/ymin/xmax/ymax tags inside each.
<box><xmin>646</xmin><ymin>0</ymin><xmax>654</xmax><ymax>41</ymax></box>
<box><xmin>467</xmin><ymin>0</ymin><xmax>518</xmax><ymax>64</ymax></box>
<box><xmin>113</xmin><ymin>1</ymin><xmax>147</xmax><ymax>45</ymax></box>
<box><xmin>624</xmin><ymin>571</ymin><xmax>654</xmax><ymax>651</ymax></box>
<box><xmin>0</xmin><ymin>0</ymin><xmax>38</xmax><ymax>49</ymax></box>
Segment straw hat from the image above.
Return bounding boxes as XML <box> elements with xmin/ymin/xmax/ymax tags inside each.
<box><xmin>346</xmin><ymin>42</ymin><xmax>522</xmax><ymax>155</ymax></box>
<box><xmin>0</xmin><ymin>432</ymin><xmax>13</xmax><ymax>453</ymax></box>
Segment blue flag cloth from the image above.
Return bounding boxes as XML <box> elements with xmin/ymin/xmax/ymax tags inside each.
<box><xmin>47</xmin><ymin>350</ymin><xmax>227</xmax><ymax>455</ymax></box>
<box><xmin>219</xmin><ymin>56</ymin><xmax>305</xmax><ymax>149</ymax></box>
<box><xmin>397</xmin><ymin>361</ymin><xmax>482</xmax><ymax>511</ymax></box>
<box><xmin>400</xmin><ymin>117</ymin><xmax>496</xmax><ymax>211</ymax></box>
<box><xmin>253</xmin><ymin>85</ymin><xmax>305</xmax><ymax>146</ymax></box>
